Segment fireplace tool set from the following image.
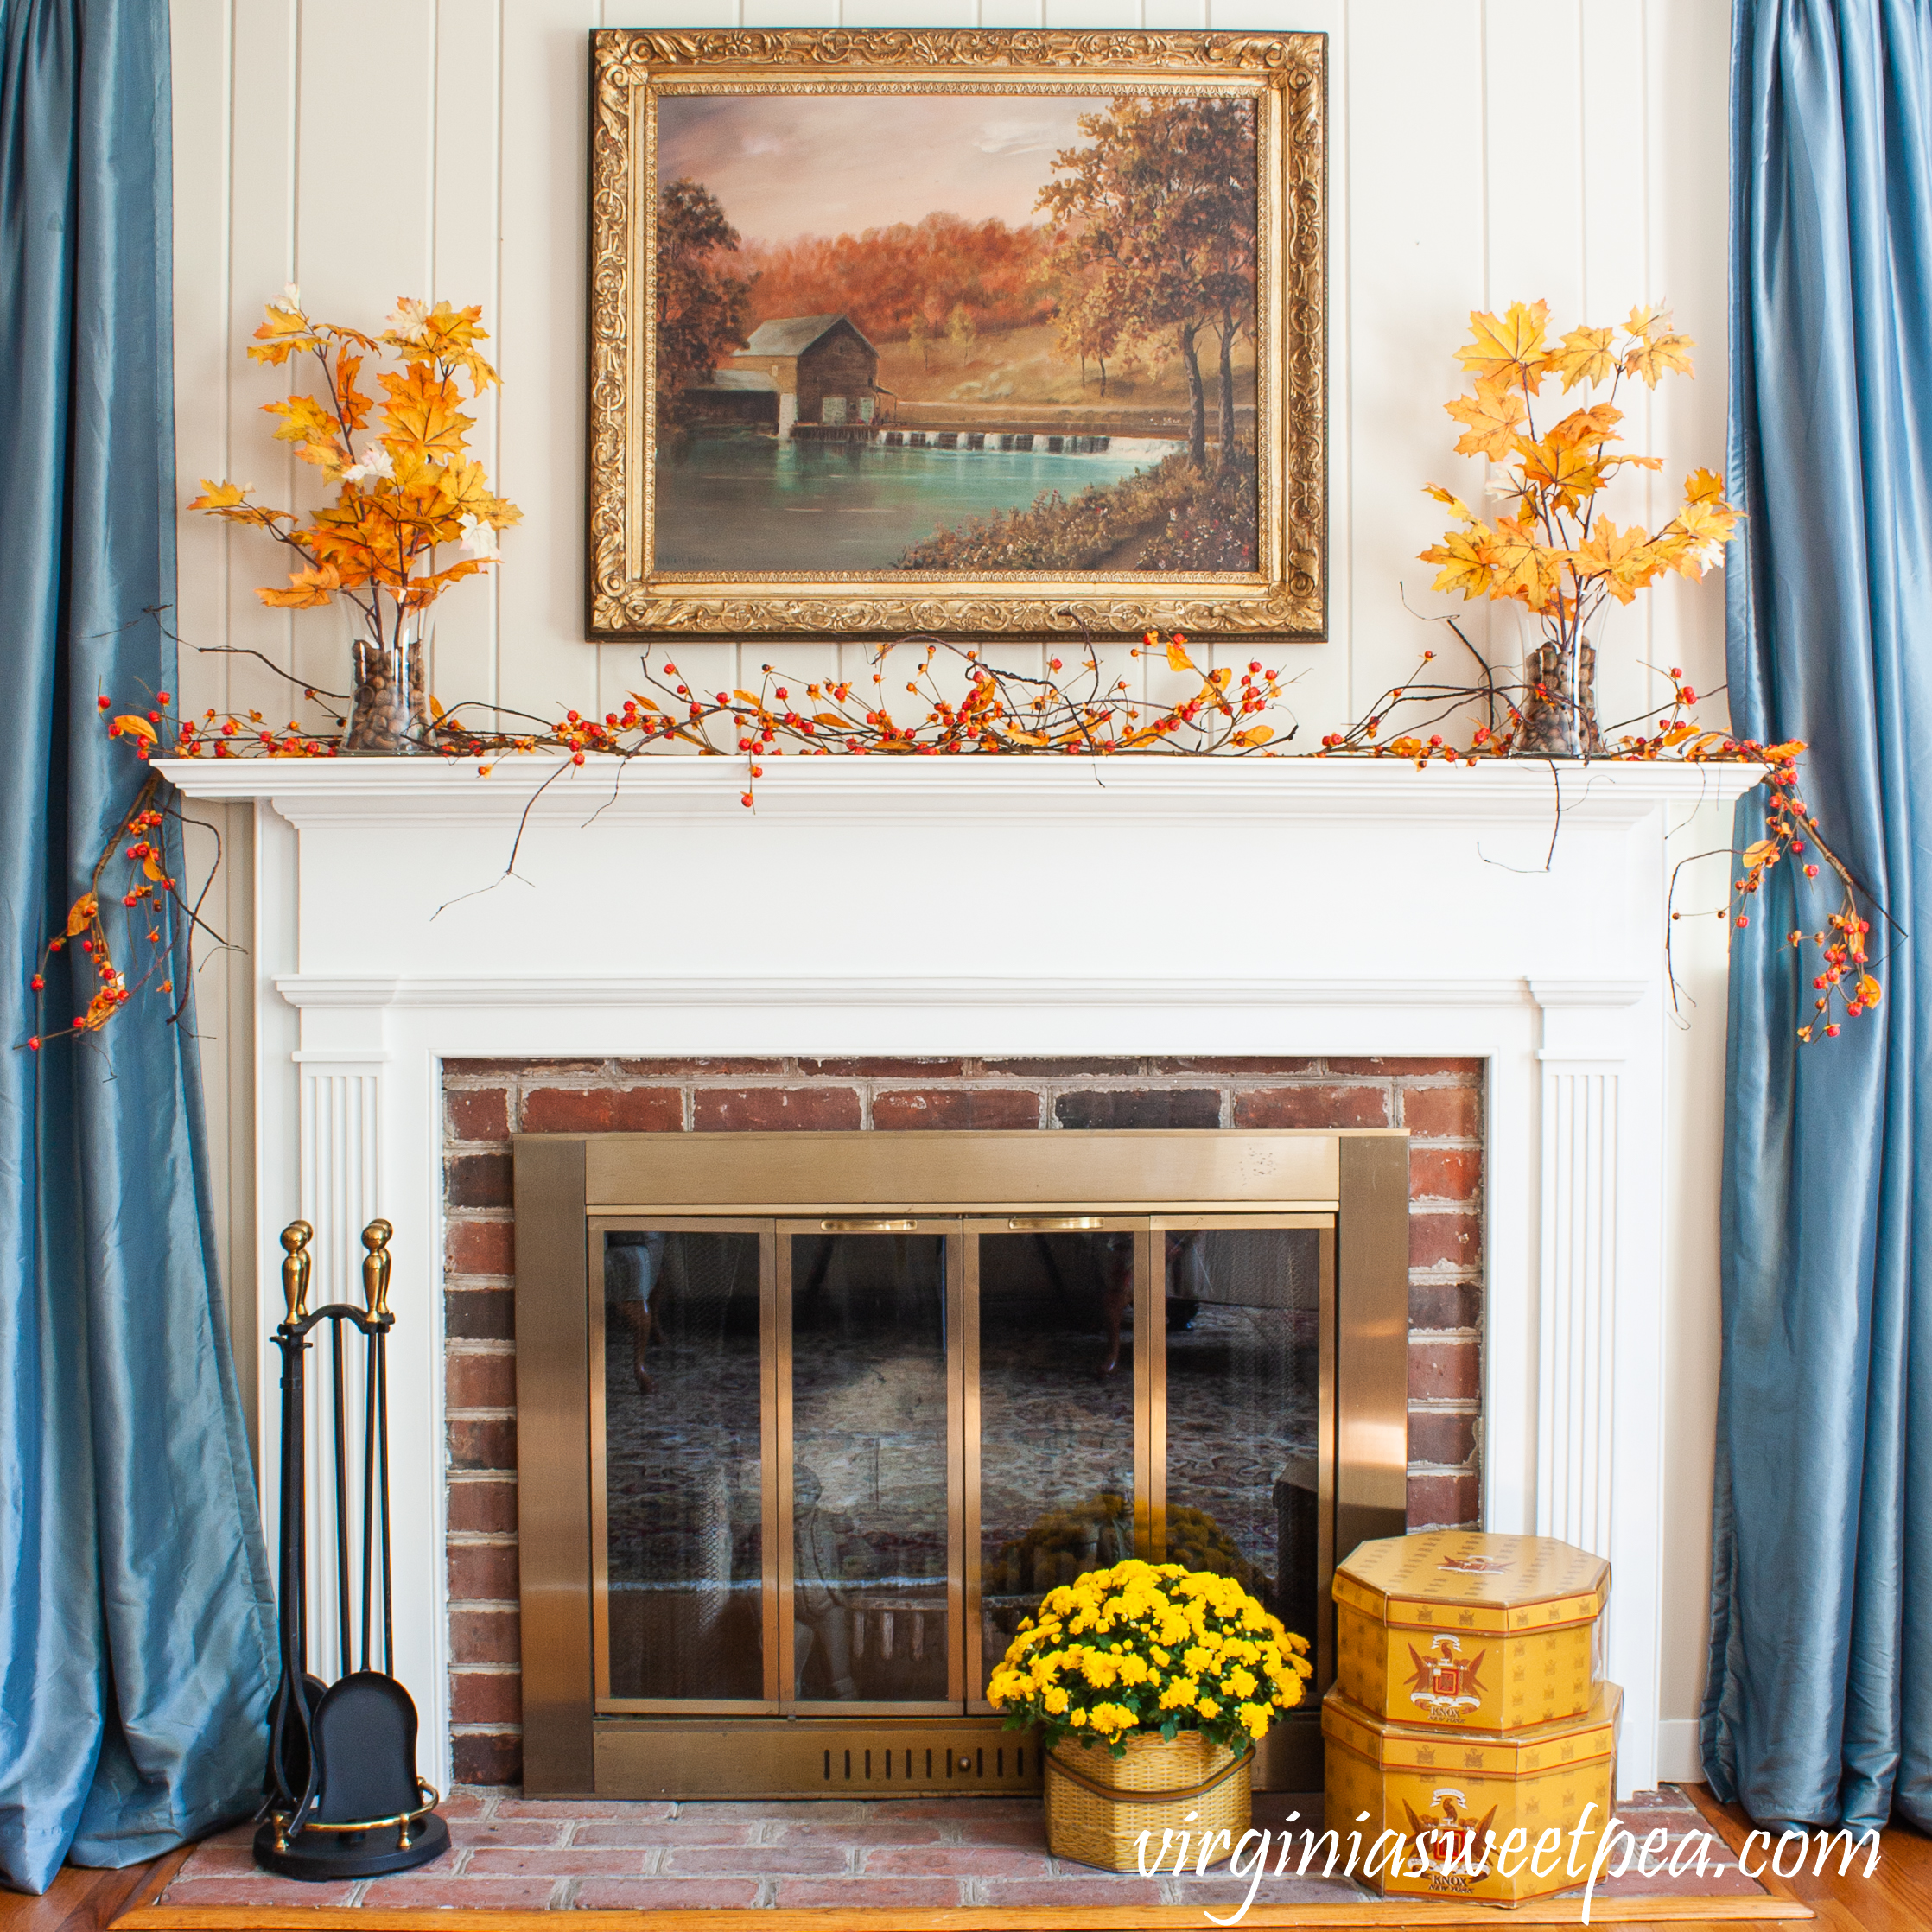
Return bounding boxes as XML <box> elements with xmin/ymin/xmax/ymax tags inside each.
<box><xmin>255</xmin><ymin>1218</ymin><xmax>448</xmax><ymax>1878</ymax></box>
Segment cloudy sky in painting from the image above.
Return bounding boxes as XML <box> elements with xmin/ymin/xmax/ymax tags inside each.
<box><xmin>658</xmin><ymin>93</ymin><xmax>1109</xmax><ymax>241</ymax></box>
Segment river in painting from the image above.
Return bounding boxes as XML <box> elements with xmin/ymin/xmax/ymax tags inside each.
<box><xmin>653</xmin><ymin>432</ymin><xmax>1185</xmax><ymax>574</ymax></box>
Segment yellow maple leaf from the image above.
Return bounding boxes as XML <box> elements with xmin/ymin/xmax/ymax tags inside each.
<box><xmin>247</xmin><ymin>301</ymin><xmax>323</xmax><ymax>365</ymax></box>
<box><xmin>1571</xmin><ymin>518</ymin><xmax>1661</xmax><ymax>604</ymax></box>
<box><xmin>1424</xmin><ymin>482</ymin><xmax>1472</xmax><ymax>520</ymax></box>
<box><xmin>1420</xmin><ymin>524</ymin><xmax>1495</xmax><ymax>601</ymax></box>
<box><xmin>1486</xmin><ymin>512</ymin><xmax>1563</xmax><ymax>610</ymax></box>
<box><xmin>1455</xmin><ymin>302</ymin><xmax>1553</xmax><ymax>393</ymax></box>
<box><xmin>1445</xmin><ymin>384</ymin><xmax>1528</xmax><ymax>460</ymax></box>
<box><xmin>435</xmin><ymin>458</ymin><xmax>496</xmax><ymax>518</ymax></box>
<box><xmin>378</xmin><ymin>365</ymin><xmax>473</xmax><ymax>463</ymax></box>
<box><xmin>1684</xmin><ymin>466</ymin><xmax>1728</xmax><ymax>505</ymax></box>
<box><xmin>1623</xmin><ymin>305</ymin><xmax>1695</xmax><ymax>386</ymax></box>
<box><xmin>188</xmin><ymin>479</ymin><xmax>250</xmax><ymax>511</ymax></box>
<box><xmin>1548</xmin><ymin>325</ymin><xmax>1617</xmax><ymax>391</ymax></box>
<box><xmin>257</xmin><ymin>562</ymin><xmax>344</xmax><ymax>609</ymax></box>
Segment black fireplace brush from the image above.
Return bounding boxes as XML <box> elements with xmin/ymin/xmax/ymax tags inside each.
<box><xmin>255</xmin><ymin>1218</ymin><xmax>448</xmax><ymax>1879</ymax></box>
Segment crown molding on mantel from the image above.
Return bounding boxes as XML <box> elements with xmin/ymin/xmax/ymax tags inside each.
<box><xmin>271</xmin><ymin>972</ymin><xmax>1646</xmax><ymax>1013</ymax></box>
<box><xmin>156</xmin><ymin>752</ymin><xmax>1766</xmax><ymax>829</ymax></box>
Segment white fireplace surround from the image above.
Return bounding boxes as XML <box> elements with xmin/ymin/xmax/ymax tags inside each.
<box><xmin>164</xmin><ymin>752</ymin><xmax>1757</xmax><ymax>1800</ymax></box>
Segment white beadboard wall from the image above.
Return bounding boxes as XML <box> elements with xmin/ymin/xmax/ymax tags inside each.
<box><xmin>168</xmin><ymin>0</ymin><xmax>1734</xmax><ymax>1765</ymax></box>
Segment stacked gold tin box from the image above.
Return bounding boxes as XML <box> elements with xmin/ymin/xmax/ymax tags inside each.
<box><xmin>1322</xmin><ymin>1530</ymin><xmax>1620</xmax><ymax>1908</ymax></box>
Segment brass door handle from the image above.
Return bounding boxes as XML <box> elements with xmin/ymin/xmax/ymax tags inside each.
<box><xmin>817</xmin><ymin>1217</ymin><xmax>918</xmax><ymax>1232</ymax></box>
<box><xmin>1006</xmin><ymin>1216</ymin><xmax>1105</xmax><ymax>1230</ymax></box>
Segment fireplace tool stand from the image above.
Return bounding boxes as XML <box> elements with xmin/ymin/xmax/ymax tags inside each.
<box><xmin>255</xmin><ymin>1218</ymin><xmax>448</xmax><ymax>1878</ymax></box>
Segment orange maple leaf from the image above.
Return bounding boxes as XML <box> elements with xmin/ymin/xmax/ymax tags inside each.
<box><xmin>378</xmin><ymin>365</ymin><xmax>473</xmax><ymax>463</ymax></box>
<box><xmin>258</xmin><ymin>562</ymin><xmax>344</xmax><ymax>609</ymax></box>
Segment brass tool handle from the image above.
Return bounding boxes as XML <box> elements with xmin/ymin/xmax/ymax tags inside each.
<box><xmin>817</xmin><ymin>1217</ymin><xmax>917</xmax><ymax>1232</ymax></box>
<box><xmin>280</xmin><ymin>1221</ymin><xmax>314</xmax><ymax>1322</ymax></box>
<box><xmin>361</xmin><ymin>1219</ymin><xmax>395</xmax><ymax>1318</ymax></box>
<box><xmin>1007</xmin><ymin>1216</ymin><xmax>1104</xmax><ymax>1230</ymax></box>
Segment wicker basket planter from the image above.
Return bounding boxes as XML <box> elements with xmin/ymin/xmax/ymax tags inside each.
<box><xmin>1043</xmin><ymin>1731</ymin><xmax>1252</xmax><ymax>1873</ymax></box>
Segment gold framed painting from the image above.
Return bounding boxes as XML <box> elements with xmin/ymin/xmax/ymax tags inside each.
<box><xmin>587</xmin><ymin>29</ymin><xmax>1325</xmax><ymax>644</ymax></box>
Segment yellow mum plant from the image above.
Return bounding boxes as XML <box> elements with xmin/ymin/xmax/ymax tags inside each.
<box><xmin>987</xmin><ymin>1559</ymin><xmax>1312</xmax><ymax>1760</ymax></box>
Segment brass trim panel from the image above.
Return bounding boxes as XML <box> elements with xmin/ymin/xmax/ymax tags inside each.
<box><xmin>593</xmin><ymin>1717</ymin><xmax>1045</xmax><ymax>1801</ymax></box>
<box><xmin>577</xmin><ymin>1129</ymin><xmax>1363</xmax><ymax>1212</ymax></box>
<box><xmin>1336</xmin><ymin>1137</ymin><xmax>1411</xmax><ymax>1570</ymax></box>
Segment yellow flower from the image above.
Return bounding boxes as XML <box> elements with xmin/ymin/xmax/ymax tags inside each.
<box><xmin>1043</xmin><ymin>1686</ymin><xmax>1069</xmax><ymax>1715</ymax></box>
<box><xmin>1183</xmin><ymin>1645</ymin><xmax>1213</xmax><ymax>1675</ymax></box>
<box><xmin>1226</xmin><ymin>1666</ymin><xmax>1258</xmax><ymax>1700</ymax></box>
<box><xmin>1240</xmin><ymin>1702</ymin><xmax>1271</xmax><ymax>1738</ymax></box>
<box><xmin>1117</xmin><ymin>1654</ymin><xmax>1152</xmax><ymax>1687</ymax></box>
<box><xmin>1197</xmin><ymin>1696</ymin><xmax>1222</xmax><ymax>1720</ymax></box>
<box><xmin>1068</xmin><ymin>1707</ymin><xmax>1089</xmax><ymax>1727</ymax></box>
<box><xmin>1159</xmin><ymin>1679</ymin><xmax>1198</xmax><ymax>1711</ymax></box>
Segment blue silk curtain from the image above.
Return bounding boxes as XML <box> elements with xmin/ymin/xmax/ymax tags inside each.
<box><xmin>0</xmin><ymin>0</ymin><xmax>276</xmax><ymax>1894</ymax></box>
<box><xmin>1707</xmin><ymin>0</ymin><xmax>1932</xmax><ymax>1834</ymax></box>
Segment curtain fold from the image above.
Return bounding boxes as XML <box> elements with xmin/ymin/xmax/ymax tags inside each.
<box><xmin>1707</xmin><ymin>0</ymin><xmax>1932</xmax><ymax>1834</ymax></box>
<box><xmin>0</xmin><ymin>0</ymin><xmax>277</xmax><ymax>1894</ymax></box>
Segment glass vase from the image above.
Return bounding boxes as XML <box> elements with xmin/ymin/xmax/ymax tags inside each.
<box><xmin>1516</xmin><ymin>637</ymin><xmax>1604</xmax><ymax>758</ymax></box>
<box><xmin>342</xmin><ymin>608</ymin><xmax>431</xmax><ymax>755</ymax></box>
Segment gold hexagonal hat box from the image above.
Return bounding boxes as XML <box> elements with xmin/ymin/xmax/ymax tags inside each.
<box><xmin>1323</xmin><ymin>1682</ymin><xmax>1622</xmax><ymax>1907</ymax></box>
<box><xmin>1334</xmin><ymin>1530</ymin><xmax>1609</xmax><ymax>1732</ymax></box>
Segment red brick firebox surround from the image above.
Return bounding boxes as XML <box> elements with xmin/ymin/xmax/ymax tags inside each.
<box><xmin>440</xmin><ymin>1055</ymin><xmax>1484</xmax><ymax>1788</ymax></box>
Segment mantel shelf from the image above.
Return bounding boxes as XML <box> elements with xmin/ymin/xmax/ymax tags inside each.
<box><xmin>156</xmin><ymin>751</ymin><xmax>1765</xmax><ymax>828</ymax></box>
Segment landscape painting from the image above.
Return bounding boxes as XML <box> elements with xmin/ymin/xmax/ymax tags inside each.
<box><xmin>653</xmin><ymin>92</ymin><xmax>1257</xmax><ymax>575</ymax></box>
<box><xmin>586</xmin><ymin>31</ymin><xmax>1325</xmax><ymax>643</ymax></box>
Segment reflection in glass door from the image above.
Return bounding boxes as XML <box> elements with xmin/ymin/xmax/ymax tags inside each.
<box><xmin>1160</xmin><ymin>1223</ymin><xmax>1329</xmax><ymax>1649</ymax></box>
<box><xmin>597</xmin><ymin>1225</ymin><xmax>772</xmax><ymax>1706</ymax></box>
<box><xmin>780</xmin><ymin>1226</ymin><xmax>962</xmax><ymax>1711</ymax></box>
<box><xmin>968</xmin><ymin>1225</ymin><xmax>1140</xmax><ymax>1702</ymax></box>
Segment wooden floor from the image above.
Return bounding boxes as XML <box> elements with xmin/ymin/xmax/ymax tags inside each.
<box><xmin>0</xmin><ymin>1790</ymin><xmax>1918</xmax><ymax>1932</ymax></box>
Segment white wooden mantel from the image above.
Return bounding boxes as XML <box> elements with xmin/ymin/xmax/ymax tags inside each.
<box><xmin>161</xmin><ymin>753</ymin><xmax>1759</xmax><ymax>1799</ymax></box>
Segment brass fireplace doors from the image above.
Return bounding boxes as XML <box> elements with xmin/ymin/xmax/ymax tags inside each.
<box><xmin>512</xmin><ymin>1131</ymin><xmax>1409</xmax><ymax>1798</ymax></box>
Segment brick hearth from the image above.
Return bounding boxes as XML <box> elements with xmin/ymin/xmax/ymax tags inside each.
<box><xmin>440</xmin><ymin>1055</ymin><xmax>1484</xmax><ymax>1787</ymax></box>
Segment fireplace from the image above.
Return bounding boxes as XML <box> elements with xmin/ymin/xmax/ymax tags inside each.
<box><xmin>513</xmin><ymin>1128</ymin><xmax>1410</xmax><ymax>1798</ymax></box>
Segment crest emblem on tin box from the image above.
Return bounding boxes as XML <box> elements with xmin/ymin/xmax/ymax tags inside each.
<box><xmin>1407</xmin><ymin>1633</ymin><xmax>1487</xmax><ymax>1719</ymax></box>
<box><xmin>1401</xmin><ymin>1787</ymin><xmax>1497</xmax><ymax>1881</ymax></box>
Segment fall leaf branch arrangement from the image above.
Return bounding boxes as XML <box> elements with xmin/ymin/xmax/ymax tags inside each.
<box><xmin>1416</xmin><ymin>301</ymin><xmax>1741</xmax><ymax>727</ymax></box>
<box><xmin>189</xmin><ymin>292</ymin><xmax>521</xmax><ymax>627</ymax></box>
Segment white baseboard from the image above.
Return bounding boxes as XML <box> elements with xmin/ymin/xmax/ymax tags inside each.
<box><xmin>1653</xmin><ymin>1718</ymin><xmax>1706</xmax><ymax>1785</ymax></box>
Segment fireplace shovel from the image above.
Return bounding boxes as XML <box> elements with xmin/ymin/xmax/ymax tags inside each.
<box><xmin>255</xmin><ymin>1219</ymin><xmax>449</xmax><ymax>1879</ymax></box>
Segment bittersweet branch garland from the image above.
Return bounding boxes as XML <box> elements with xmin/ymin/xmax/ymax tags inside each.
<box><xmin>22</xmin><ymin>630</ymin><xmax>1881</xmax><ymax>1053</ymax></box>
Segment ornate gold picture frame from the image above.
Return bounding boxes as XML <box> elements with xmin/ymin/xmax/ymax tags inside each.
<box><xmin>587</xmin><ymin>29</ymin><xmax>1325</xmax><ymax>644</ymax></box>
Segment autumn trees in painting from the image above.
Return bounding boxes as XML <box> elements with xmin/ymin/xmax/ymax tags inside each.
<box><xmin>655</xmin><ymin>178</ymin><xmax>754</xmax><ymax>418</ymax></box>
<box><xmin>1039</xmin><ymin>97</ymin><xmax>1256</xmax><ymax>476</ymax></box>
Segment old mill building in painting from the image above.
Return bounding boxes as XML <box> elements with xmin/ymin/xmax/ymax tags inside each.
<box><xmin>652</xmin><ymin>92</ymin><xmax>1260</xmax><ymax>576</ymax></box>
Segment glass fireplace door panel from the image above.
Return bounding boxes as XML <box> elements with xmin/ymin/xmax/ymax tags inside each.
<box><xmin>969</xmin><ymin>1227</ymin><xmax>1141</xmax><ymax>1702</ymax></box>
<box><xmin>1160</xmin><ymin>1223</ymin><xmax>1330</xmax><ymax>1649</ymax></box>
<box><xmin>598</xmin><ymin>1225</ymin><xmax>772</xmax><ymax>1707</ymax></box>
<box><xmin>783</xmin><ymin>1227</ymin><xmax>959</xmax><ymax>1711</ymax></box>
